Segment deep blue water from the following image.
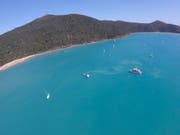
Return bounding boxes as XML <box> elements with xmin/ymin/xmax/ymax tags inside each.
<box><xmin>0</xmin><ymin>33</ymin><xmax>180</xmax><ymax>135</ymax></box>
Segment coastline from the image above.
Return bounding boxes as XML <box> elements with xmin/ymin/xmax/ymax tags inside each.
<box><xmin>0</xmin><ymin>43</ymin><xmax>88</xmax><ymax>72</ymax></box>
<box><xmin>0</xmin><ymin>55</ymin><xmax>35</xmax><ymax>71</ymax></box>
<box><xmin>0</xmin><ymin>32</ymin><xmax>179</xmax><ymax>72</ymax></box>
<box><xmin>0</xmin><ymin>35</ymin><xmax>128</xmax><ymax>72</ymax></box>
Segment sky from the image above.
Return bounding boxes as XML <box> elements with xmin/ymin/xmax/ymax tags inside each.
<box><xmin>0</xmin><ymin>0</ymin><xmax>180</xmax><ymax>34</ymax></box>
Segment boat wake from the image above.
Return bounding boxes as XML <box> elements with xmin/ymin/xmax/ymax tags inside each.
<box><xmin>91</xmin><ymin>65</ymin><xmax>125</xmax><ymax>75</ymax></box>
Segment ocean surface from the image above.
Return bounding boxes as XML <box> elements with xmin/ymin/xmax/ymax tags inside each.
<box><xmin>0</xmin><ymin>33</ymin><xmax>180</xmax><ymax>135</ymax></box>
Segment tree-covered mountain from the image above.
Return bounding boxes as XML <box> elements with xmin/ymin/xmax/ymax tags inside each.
<box><xmin>0</xmin><ymin>14</ymin><xmax>180</xmax><ymax>66</ymax></box>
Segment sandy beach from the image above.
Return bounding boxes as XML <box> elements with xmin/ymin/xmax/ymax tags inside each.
<box><xmin>0</xmin><ymin>42</ymin><xmax>95</xmax><ymax>71</ymax></box>
<box><xmin>0</xmin><ymin>35</ymin><xmax>130</xmax><ymax>72</ymax></box>
<box><xmin>0</xmin><ymin>55</ymin><xmax>35</xmax><ymax>71</ymax></box>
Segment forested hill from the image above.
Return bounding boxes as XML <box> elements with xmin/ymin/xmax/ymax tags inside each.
<box><xmin>1</xmin><ymin>14</ymin><xmax>180</xmax><ymax>66</ymax></box>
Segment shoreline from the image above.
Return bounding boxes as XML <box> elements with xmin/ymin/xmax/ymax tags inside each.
<box><xmin>0</xmin><ymin>35</ymin><xmax>128</xmax><ymax>72</ymax></box>
<box><xmin>0</xmin><ymin>32</ymin><xmax>179</xmax><ymax>72</ymax></box>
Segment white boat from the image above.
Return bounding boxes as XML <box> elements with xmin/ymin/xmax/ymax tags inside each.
<box><xmin>83</xmin><ymin>73</ymin><xmax>90</xmax><ymax>78</ymax></box>
<box><xmin>46</xmin><ymin>93</ymin><xmax>50</xmax><ymax>100</ymax></box>
<box><xmin>128</xmin><ymin>68</ymin><xmax>142</xmax><ymax>75</ymax></box>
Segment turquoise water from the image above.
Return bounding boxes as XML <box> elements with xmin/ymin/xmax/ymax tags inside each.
<box><xmin>0</xmin><ymin>33</ymin><xmax>180</xmax><ymax>135</ymax></box>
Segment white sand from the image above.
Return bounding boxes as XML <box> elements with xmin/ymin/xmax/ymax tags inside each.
<box><xmin>0</xmin><ymin>35</ymin><xmax>129</xmax><ymax>72</ymax></box>
<box><xmin>0</xmin><ymin>55</ymin><xmax>36</xmax><ymax>71</ymax></box>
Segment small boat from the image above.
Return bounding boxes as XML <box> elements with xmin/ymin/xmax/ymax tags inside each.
<box><xmin>128</xmin><ymin>68</ymin><xmax>142</xmax><ymax>75</ymax></box>
<box><xmin>46</xmin><ymin>93</ymin><xmax>51</xmax><ymax>100</ymax></box>
<box><xmin>83</xmin><ymin>73</ymin><xmax>90</xmax><ymax>78</ymax></box>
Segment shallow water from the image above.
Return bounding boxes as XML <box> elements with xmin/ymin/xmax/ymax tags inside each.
<box><xmin>0</xmin><ymin>33</ymin><xmax>180</xmax><ymax>135</ymax></box>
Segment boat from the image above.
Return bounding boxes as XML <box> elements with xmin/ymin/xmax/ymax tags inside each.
<box><xmin>83</xmin><ymin>73</ymin><xmax>90</xmax><ymax>78</ymax></box>
<box><xmin>46</xmin><ymin>93</ymin><xmax>50</xmax><ymax>100</ymax></box>
<box><xmin>128</xmin><ymin>68</ymin><xmax>142</xmax><ymax>75</ymax></box>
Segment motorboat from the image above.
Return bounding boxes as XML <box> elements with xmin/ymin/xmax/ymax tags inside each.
<box><xmin>46</xmin><ymin>93</ymin><xmax>50</xmax><ymax>100</ymax></box>
<box><xmin>128</xmin><ymin>68</ymin><xmax>142</xmax><ymax>75</ymax></box>
<box><xmin>83</xmin><ymin>73</ymin><xmax>90</xmax><ymax>78</ymax></box>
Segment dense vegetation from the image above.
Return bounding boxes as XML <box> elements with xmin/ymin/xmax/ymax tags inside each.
<box><xmin>0</xmin><ymin>14</ymin><xmax>180</xmax><ymax>66</ymax></box>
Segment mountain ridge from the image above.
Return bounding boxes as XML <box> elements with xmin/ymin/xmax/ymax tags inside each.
<box><xmin>0</xmin><ymin>14</ymin><xmax>180</xmax><ymax>66</ymax></box>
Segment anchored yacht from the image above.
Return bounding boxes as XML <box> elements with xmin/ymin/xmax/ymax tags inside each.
<box><xmin>128</xmin><ymin>68</ymin><xmax>142</xmax><ymax>75</ymax></box>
